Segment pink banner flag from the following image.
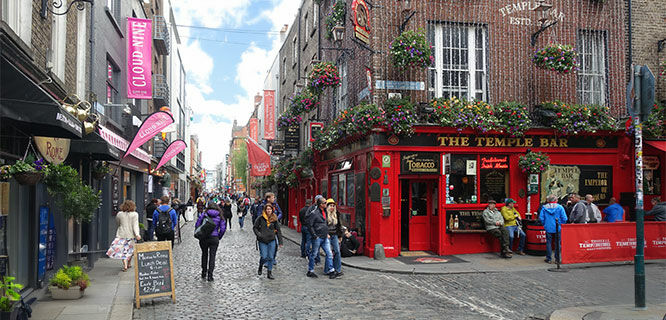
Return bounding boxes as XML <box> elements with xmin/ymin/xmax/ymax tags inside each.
<box><xmin>127</xmin><ymin>17</ymin><xmax>152</xmax><ymax>99</ymax></box>
<box><xmin>123</xmin><ymin>111</ymin><xmax>174</xmax><ymax>158</ymax></box>
<box><xmin>263</xmin><ymin>90</ymin><xmax>275</xmax><ymax>140</ymax></box>
<box><xmin>249</xmin><ymin>118</ymin><xmax>258</xmax><ymax>142</ymax></box>
<box><xmin>155</xmin><ymin>139</ymin><xmax>187</xmax><ymax>170</ymax></box>
<box><xmin>246</xmin><ymin>137</ymin><xmax>271</xmax><ymax>176</ymax></box>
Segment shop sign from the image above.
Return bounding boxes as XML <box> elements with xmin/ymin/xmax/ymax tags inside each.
<box><xmin>382</xmin><ymin>155</ymin><xmax>391</xmax><ymax>168</ymax></box>
<box><xmin>375</xmin><ymin>80</ymin><xmax>425</xmax><ymax>91</ymax></box>
<box><xmin>271</xmin><ymin>142</ymin><xmax>284</xmax><ymax>156</ymax></box>
<box><xmin>285</xmin><ymin>126</ymin><xmax>299</xmax><ymax>150</ymax></box>
<box><xmin>34</xmin><ymin>136</ymin><xmax>70</xmax><ymax>164</ymax></box>
<box><xmin>309</xmin><ymin>122</ymin><xmax>323</xmax><ymax>142</ymax></box>
<box><xmin>378</xmin><ymin>133</ymin><xmax>618</xmax><ymax>149</ymax></box>
<box><xmin>528</xmin><ymin>174</ymin><xmax>539</xmax><ymax>195</ymax></box>
<box><xmin>541</xmin><ymin>165</ymin><xmax>612</xmax><ymax>204</ymax></box>
<box><xmin>499</xmin><ymin>1</ymin><xmax>565</xmax><ymax>26</ymax></box>
<box><xmin>643</xmin><ymin>156</ymin><xmax>659</xmax><ymax>170</ymax></box>
<box><xmin>351</xmin><ymin>0</ymin><xmax>370</xmax><ymax>45</ymax></box>
<box><xmin>400</xmin><ymin>152</ymin><xmax>439</xmax><ymax>174</ymax></box>
<box><xmin>126</xmin><ymin>18</ymin><xmax>152</xmax><ymax>99</ymax></box>
<box><xmin>480</xmin><ymin>156</ymin><xmax>508</xmax><ymax>169</ymax></box>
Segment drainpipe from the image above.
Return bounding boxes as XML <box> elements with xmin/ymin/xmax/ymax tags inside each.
<box><xmin>628</xmin><ymin>0</ymin><xmax>632</xmax><ymax>66</ymax></box>
<box><xmin>87</xmin><ymin>1</ymin><xmax>97</xmax><ymax>269</ymax></box>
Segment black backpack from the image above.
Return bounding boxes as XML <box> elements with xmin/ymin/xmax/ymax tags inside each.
<box><xmin>156</xmin><ymin>207</ymin><xmax>173</xmax><ymax>236</ymax></box>
<box><xmin>194</xmin><ymin>213</ymin><xmax>216</xmax><ymax>240</ymax></box>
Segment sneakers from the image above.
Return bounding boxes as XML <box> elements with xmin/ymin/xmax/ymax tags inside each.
<box><xmin>329</xmin><ymin>272</ymin><xmax>338</xmax><ymax>279</ymax></box>
<box><xmin>306</xmin><ymin>271</ymin><xmax>318</xmax><ymax>278</ymax></box>
<box><xmin>516</xmin><ymin>251</ymin><xmax>526</xmax><ymax>256</ymax></box>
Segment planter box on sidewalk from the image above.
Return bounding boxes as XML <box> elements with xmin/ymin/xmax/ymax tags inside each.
<box><xmin>49</xmin><ymin>286</ymin><xmax>84</xmax><ymax>300</ymax></box>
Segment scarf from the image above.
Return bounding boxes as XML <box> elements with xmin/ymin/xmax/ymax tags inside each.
<box><xmin>262</xmin><ymin>211</ymin><xmax>278</xmax><ymax>228</ymax></box>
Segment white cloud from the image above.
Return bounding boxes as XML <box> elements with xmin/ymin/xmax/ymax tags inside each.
<box><xmin>172</xmin><ymin>0</ymin><xmax>301</xmax><ymax>169</ymax></box>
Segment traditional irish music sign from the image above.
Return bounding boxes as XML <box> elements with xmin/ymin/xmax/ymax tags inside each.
<box><xmin>134</xmin><ymin>241</ymin><xmax>175</xmax><ymax>308</ymax></box>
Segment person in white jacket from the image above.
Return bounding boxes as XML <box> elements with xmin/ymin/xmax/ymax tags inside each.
<box><xmin>106</xmin><ymin>200</ymin><xmax>142</xmax><ymax>271</ymax></box>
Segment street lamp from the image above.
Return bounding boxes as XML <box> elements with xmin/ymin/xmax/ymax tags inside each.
<box><xmin>332</xmin><ymin>24</ymin><xmax>345</xmax><ymax>43</ymax></box>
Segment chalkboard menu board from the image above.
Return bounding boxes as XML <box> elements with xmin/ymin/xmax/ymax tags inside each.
<box><xmin>134</xmin><ymin>241</ymin><xmax>175</xmax><ymax>308</ymax></box>
<box><xmin>446</xmin><ymin>210</ymin><xmax>486</xmax><ymax>233</ymax></box>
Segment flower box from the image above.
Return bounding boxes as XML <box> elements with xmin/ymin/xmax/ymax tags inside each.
<box><xmin>49</xmin><ymin>285</ymin><xmax>84</xmax><ymax>300</ymax></box>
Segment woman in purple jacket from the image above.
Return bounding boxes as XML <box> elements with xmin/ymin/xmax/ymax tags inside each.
<box><xmin>195</xmin><ymin>202</ymin><xmax>226</xmax><ymax>281</ymax></box>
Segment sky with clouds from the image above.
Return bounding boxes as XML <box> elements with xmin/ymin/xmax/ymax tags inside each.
<box><xmin>172</xmin><ymin>0</ymin><xmax>300</xmax><ymax>171</ymax></box>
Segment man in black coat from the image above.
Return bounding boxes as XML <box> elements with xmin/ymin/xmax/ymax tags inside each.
<box><xmin>299</xmin><ymin>199</ymin><xmax>313</xmax><ymax>258</ymax></box>
<box><xmin>340</xmin><ymin>227</ymin><xmax>360</xmax><ymax>257</ymax></box>
<box><xmin>305</xmin><ymin>197</ymin><xmax>334</xmax><ymax>278</ymax></box>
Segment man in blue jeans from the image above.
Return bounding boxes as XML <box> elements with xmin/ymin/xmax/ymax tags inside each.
<box><xmin>299</xmin><ymin>199</ymin><xmax>314</xmax><ymax>258</ymax></box>
<box><xmin>305</xmin><ymin>196</ymin><xmax>334</xmax><ymax>277</ymax></box>
<box><xmin>539</xmin><ymin>194</ymin><xmax>568</xmax><ymax>263</ymax></box>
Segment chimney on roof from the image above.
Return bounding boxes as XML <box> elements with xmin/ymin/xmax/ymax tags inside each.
<box><xmin>280</xmin><ymin>24</ymin><xmax>288</xmax><ymax>43</ymax></box>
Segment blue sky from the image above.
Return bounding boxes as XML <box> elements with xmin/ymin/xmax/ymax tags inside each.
<box><xmin>172</xmin><ymin>0</ymin><xmax>300</xmax><ymax>169</ymax></box>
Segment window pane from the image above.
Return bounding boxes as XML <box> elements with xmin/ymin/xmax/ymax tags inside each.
<box><xmin>476</xmin><ymin>49</ymin><xmax>483</xmax><ymax>69</ymax></box>
<box><xmin>339</xmin><ymin>174</ymin><xmax>346</xmax><ymax>205</ymax></box>
<box><xmin>448</xmin><ymin>154</ymin><xmax>477</xmax><ymax>204</ymax></box>
<box><xmin>475</xmin><ymin>28</ymin><xmax>483</xmax><ymax>49</ymax></box>
<box><xmin>411</xmin><ymin>182</ymin><xmax>428</xmax><ymax>216</ymax></box>
<box><xmin>479</xmin><ymin>155</ymin><xmax>509</xmax><ymax>203</ymax></box>
<box><xmin>331</xmin><ymin>175</ymin><xmax>338</xmax><ymax>204</ymax></box>
<box><xmin>346</xmin><ymin>172</ymin><xmax>355</xmax><ymax>207</ymax></box>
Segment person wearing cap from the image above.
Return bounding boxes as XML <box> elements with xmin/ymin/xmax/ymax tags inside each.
<box><xmin>501</xmin><ymin>198</ymin><xmax>526</xmax><ymax>255</ymax></box>
<box><xmin>482</xmin><ymin>200</ymin><xmax>512</xmax><ymax>258</ymax></box>
<box><xmin>325</xmin><ymin>198</ymin><xmax>343</xmax><ymax>279</ymax></box>
<box><xmin>305</xmin><ymin>196</ymin><xmax>334</xmax><ymax>278</ymax></box>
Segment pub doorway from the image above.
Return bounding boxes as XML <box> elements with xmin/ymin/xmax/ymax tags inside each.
<box><xmin>400</xmin><ymin>179</ymin><xmax>438</xmax><ymax>252</ymax></box>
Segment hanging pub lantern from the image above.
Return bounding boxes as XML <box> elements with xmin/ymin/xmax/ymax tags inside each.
<box><xmin>332</xmin><ymin>24</ymin><xmax>345</xmax><ymax>43</ymax></box>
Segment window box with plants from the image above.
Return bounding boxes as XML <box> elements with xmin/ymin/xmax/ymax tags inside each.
<box><xmin>48</xmin><ymin>266</ymin><xmax>90</xmax><ymax>300</ymax></box>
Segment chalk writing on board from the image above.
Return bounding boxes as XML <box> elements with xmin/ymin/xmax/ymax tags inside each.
<box><xmin>137</xmin><ymin>250</ymin><xmax>171</xmax><ymax>296</ymax></box>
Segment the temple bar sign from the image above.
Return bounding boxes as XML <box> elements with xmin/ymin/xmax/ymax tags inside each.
<box><xmin>500</xmin><ymin>1</ymin><xmax>566</xmax><ymax>26</ymax></box>
<box><xmin>436</xmin><ymin>135</ymin><xmax>616</xmax><ymax>149</ymax></box>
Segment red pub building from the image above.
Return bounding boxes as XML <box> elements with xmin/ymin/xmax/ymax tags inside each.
<box><xmin>281</xmin><ymin>0</ymin><xmax>665</xmax><ymax>259</ymax></box>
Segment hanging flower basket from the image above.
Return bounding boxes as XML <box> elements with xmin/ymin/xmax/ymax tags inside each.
<box><xmin>519</xmin><ymin>151</ymin><xmax>550</xmax><ymax>174</ymax></box>
<box><xmin>389</xmin><ymin>29</ymin><xmax>434</xmax><ymax>69</ymax></box>
<box><xmin>277</xmin><ymin>114</ymin><xmax>302</xmax><ymax>130</ymax></box>
<box><xmin>289</xmin><ymin>90</ymin><xmax>320</xmax><ymax>115</ymax></box>
<box><xmin>532</xmin><ymin>44</ymin><xmax>578</xmax><ymax>74</ymax></box>
<box><xmin>308</xmin><ymin>61</ymin><xmax>340</xmax><ymax>94</ymax></box>
<box><xmin>13</xmin><ymin>172</ymin><xmax>44</xmax><ymax>185</ymax></box>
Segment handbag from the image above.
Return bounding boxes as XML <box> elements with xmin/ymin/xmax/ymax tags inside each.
<box><xmin>194</xmin><ymin>214</ymin><xmax>216</xmax><ymax>240</ymax></box>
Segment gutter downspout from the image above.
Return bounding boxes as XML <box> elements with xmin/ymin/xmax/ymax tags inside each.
<box><xmin>87</xmin><ymin>1</ymin><xmax>97</xmax><ymax>269</ymax></box>
<box><xmin>628</xmin><ymin>0</ymin><xmax>632</xmax><ymax>66</ymax></box>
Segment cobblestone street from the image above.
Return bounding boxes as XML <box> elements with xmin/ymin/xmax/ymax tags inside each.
<box><xmin>132</xmin><ymin>219</ymin><xmax>666</xmax><ymax>320</ymax></box>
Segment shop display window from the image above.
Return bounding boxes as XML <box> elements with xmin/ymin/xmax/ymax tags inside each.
<box><xmin>346</xmin><ymin>172</ymin><xmax>355</xmax><ymax>206</ymax></box>
<box><xmin>446</xmin><ymin>154</ymin><xmax>509</xmax><ymax>204</ymax></box>
<box><xmin>329</xmin><ymin>172</ymin><xmax>356</xmax><ymax>207</ymax></box>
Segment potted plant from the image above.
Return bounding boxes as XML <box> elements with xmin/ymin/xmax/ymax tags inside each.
<box><xmin>0</xmin><ymin>276</ymin><xmax>23</xmax><ymax>319</ymax></box>
<box><xmin>92</xmin><ymin>161</ymin><xmax>110</xmax><ymax>180</ymax></box>
<box><xmin>43</xmin><ymin>163</ymin><xmax>101</xmax><ymax>222</ymax></box>
<box><xmin>532</xmin><ymin>44</ymin><xmax>578</xmax><ymax>74</ymax></box>
<box><xmin>389</xmin><ymin>29</ymin><xmax>434</xmax><ymax>69</ymax></box>
<box><xmin>49</xmin><ymin>266</ymin><xmax>90</xmax><ymax>300</ymax></box>
<box><xmin>519</xmin><ymin>151</ymin><xmax>551</xmax><ymax>174</ymax></box>
<box><xmin>9</xmin><ymin>157</ymin><xmax>47</xmax><ymax>185</ymax></box>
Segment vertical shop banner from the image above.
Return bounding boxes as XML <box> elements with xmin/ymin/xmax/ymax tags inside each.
<box><xmin>263</xmin><ymin>90</ymin><xmax>275</xmax><ymax>140</ymax></box>
<box><xmin>38</xmin><ymin>206</ymin><xmax>49</xmax><ymax>281</ymax></box>
<box><xmin>126</xmin><ymin>17</ymin><xmax>152</xmax><ymax>99</ymax></box>
<box><xmin>124</xmin><ymin>111</ymin><xmax>174</xmax><ymax>158</ymax></box>
<box><xmin>246</xmin><ymin>138</ymin><xmax>271</xmax><ymax>176</ymax></box>
<box><xmin>249</xmin><ymin>118</ymin><xmax>258</xmax><ymax>141</ymax></box>
<box><xmin>560</xmin><ymin>222</ymin><xmax>666</xmax><ymax>264</ymax></box>
<box><xmin>155</xmin><ymin>139</ymin><xmax>187</xmax><ymax>170</ymax></box>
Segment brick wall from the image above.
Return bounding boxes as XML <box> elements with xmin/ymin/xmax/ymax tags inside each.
<box><xmin>631</xmin><ymin>0</ymin><xmax>666</xmax><ymax>102</ymax></box>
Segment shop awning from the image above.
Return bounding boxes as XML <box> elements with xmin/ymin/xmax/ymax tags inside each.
<box><xmin>70</xmin><ymin>132</ymin><xmax>121</xmax><ymax>161</ymax></box>
<box><xmin>645</xmin><ymin>141</ymin><xmax>666</xmax><ymax>153</ymax></box>
<box><xmin>0</xmin><ymin>57</ymin><xmax>82</xmax><ymax>139</ymax></box>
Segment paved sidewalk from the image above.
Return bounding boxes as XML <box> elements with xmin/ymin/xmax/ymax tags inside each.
<box><xmin>280</xmin><ymin>226</ymin><xmax>656</xmax><ymax>275</ymax></box>
<box><xmin>30</xmin><ymin>257</ymin><xmax>135</xmax><ymax>320</ymax></box>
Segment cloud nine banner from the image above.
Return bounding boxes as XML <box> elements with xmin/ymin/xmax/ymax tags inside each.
<box><xmin>124</xmin><ymin>111</ymin><xmax>174</xmax><ymax>158</ymax></box>
<box><xmin>155</xmin><ymin>139</ymin><xmax>187</xmax><ymax>170</ymax></box>
<box><xmin>263</xmin><ymin>90</ymin><xmax>275</xmax><ymax>140</ymax></box>
<box><xmin>127</xmin><ymin>17</ymin><xmax>152</xmax><ymax>99</ymax></box>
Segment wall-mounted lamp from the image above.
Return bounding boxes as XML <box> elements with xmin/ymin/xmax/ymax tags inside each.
<box><xmin>530</xmin><ymin>0</ymin><xmax>558</xmax><ymax>46</ymax></box>
<box><xmin>402</xmin><ymin>0</ymin><xmax>412</xmax><ymax>12</ymax></box>
<box><xmin>399</xmin><ymin>0</ymin><xmax>416</xmax><ymax>33</ymax></box>
<box><xmin>41</xmin><ymin>0</ymin><xmax>92</xmax><ymax>18</ymax></box>
<box><xmin>658</xmin><ymin>39</ymin><xmax>666</xmax><ymax>52</ymax></box>
<box><xmin>332</xmin><ymin>24</ymin><xmax>345</xmax><ymax>43</ymax></box>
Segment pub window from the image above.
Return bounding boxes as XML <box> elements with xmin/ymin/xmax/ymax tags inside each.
<box><xmin>346</xmin><ymin>172</ymin><xmax>355</xmax><ymax>206</ymax></box>
<box><xmin>430</xmin><ymin>23</ymin><xmax>488</xmax><ymax>100</ymax></box>
<box><xmin>479</xmin><ymin>155</ymin><xmax>509</xmax><ymax>203</ymax></box>
<box><xmin>338</xmin><ymin>174</ymin><xmax>346</xmax><ymax>205</ymax></box>
<box><xmin>334</xmin><ymin>60</ymin><xmax>348</xmax><ymax>115</ymax></box>
<box><xmin>448</xmin><ymin>154</ymin><xmax>477</xmax><ymax>204</ymax></box>
<box><xmin>331</xmin><ymin>175</ymin><xmax>338</xmax><ymax>204</ymax></box>
<box><xmin>577</xmin><ymin>30</ymin><xmax>608</xmax><ymax>106</ymax></box>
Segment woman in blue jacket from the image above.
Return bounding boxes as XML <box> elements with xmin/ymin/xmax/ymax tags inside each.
<box><xmin>195</xmin><ymin>202</ymin><xmax>226</xmax><ymax>281</ymax></box>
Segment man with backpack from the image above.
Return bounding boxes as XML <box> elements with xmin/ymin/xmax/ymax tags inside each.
<box><xmin>153</xmin><ymin>195</ymin><xmax>178</xmax><ymax>247</ymax></box>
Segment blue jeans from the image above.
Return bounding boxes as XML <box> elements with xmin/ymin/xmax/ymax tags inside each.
<box><xmin>259</xmin><ymin>240</ymin><xmax>277</xmax><ymax>271</ymax></box>
<box><xmin>238</xmin><ymin>215</ymin><xmax>245</xmax><ymax>229</ymax></box>
<box><xmin>506</xmin><ymin>225</ymin><xmax>526</xmax><ymax>252</ymax></box>
<box><xmin>301</xmin><ymin>228</ymin><xmax>312</xmax><ymax>257</ymax></box>
<box><xmin>309</xmin><ymin>237</ymin><xmax>333</xmax><ymax>273</ymax></box>
<box><xmin>546</xmin><ymin>232</ymin><xmax>560</xmax><ymax>262</ymax></box>
<box><xmin>330</xmin><ymin>235</ymin><xmax>342</xmax><ymax>273</ymax></box>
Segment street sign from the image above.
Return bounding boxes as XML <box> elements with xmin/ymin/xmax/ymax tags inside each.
<box><xmin>639</xmin><ymin>65</ymin><xmax>655</xmax><ymax>120</ymax></box>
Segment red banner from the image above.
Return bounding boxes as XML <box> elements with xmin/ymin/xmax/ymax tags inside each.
<box><xmin>561</xmin><ymin>222</ymin><xmax>666</xmax><ymax>264</ymax></box>
<box><xmin>246</xmin><ymin>138</ymin><xmax>271</xmax><ymax>176</ymax></box>
<box><xmin>263</xmin><ymin>90</ymin><xmax>275</xmax><ymax>140</ymax></box>
<box><xmin>249</xmin><ymin>118</ymin><xmax>258</xmax><ymax>142</ymax></box>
